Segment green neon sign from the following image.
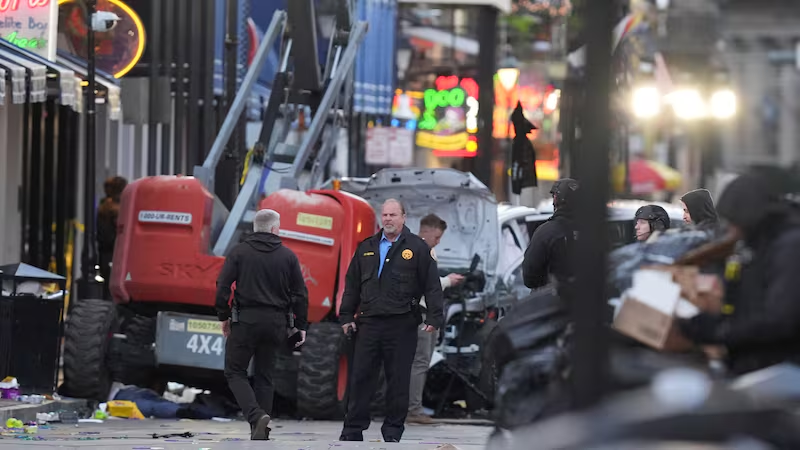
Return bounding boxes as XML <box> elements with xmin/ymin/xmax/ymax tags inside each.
<box><xmin>419</xmin><ymin>87</ymin><xmax>466</xmax><ymax>131</ymax></box>
<box><xmin>3</xmin><ymin>31</ymin><xmax>48</xmax><ymax>50</ymax></box>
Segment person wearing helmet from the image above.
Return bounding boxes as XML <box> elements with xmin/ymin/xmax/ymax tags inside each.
<box><xmin>523</xmin><ymin>178</ymin><xmax>580</xmax><ymax>290</ymax></box>
<box><xmin>633</xmin><ymin>205</ymin><xmax>671</xmax><ymax>242</ymax></box>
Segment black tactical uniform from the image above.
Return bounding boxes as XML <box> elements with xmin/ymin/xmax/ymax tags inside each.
<box><xmin>523</xmin><ymin>178</ymin><xmax>580</xmax><ymax>290</ymax></box>
<box><xmin>339</xmin><ymin>225</ymin><xmax>443</xmax><ymax>442</ymax></box>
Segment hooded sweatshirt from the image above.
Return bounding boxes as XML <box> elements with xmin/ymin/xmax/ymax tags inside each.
<box><xmin>681</xmin><ymin>189</ymin><xmax>719</xmax><ymax>228</ymax></box>
<box><xmin>215</xmin><ymin>232</ymin><xmax>309</xmax><ymax>329</ymax></box>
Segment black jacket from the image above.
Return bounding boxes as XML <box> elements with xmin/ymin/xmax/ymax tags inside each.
<box><xmin>681</xmin><ymin>189</ymin><xmax>719</xmax><ymax>229</ymax></box>
<box><xmin>339</xmin><ymin>226</ymin><xmax>444</xmax><ymax>329</ymax></box>
<box><xmin>215</xmin><ymin>232</ymin><xmax>309</xmax><ymax>330</ymax></box>
<box><xmin>523</xmin><ymin>208</ymin><xmax>577</xmax><ymax>289</ymax></box>
<box><xmin>680</xmin><ymin>218</ymin><xmax>800</xmax><ymax>375</ymax></box>
<box><xmin>679</xmin><ymin>171</ymin><xmax>800</xmax><ymax>374</ymax></box>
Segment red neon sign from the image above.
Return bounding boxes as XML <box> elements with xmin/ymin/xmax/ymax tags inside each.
<box><xmin>0</xmin><ymin>0</ymin><xmax>50</xmax><ymax>12</ymax></box>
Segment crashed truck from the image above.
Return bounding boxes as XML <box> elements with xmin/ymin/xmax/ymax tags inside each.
<box><xmin>58</xmin><ymin>2</ymin><xmax>384</xmax><ymax>419</ymax></box>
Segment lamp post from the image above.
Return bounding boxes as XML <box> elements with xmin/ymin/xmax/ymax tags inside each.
<box><xmin>396</xmin><ymin>46</ymin><xmax>412</xmax><ymax>89</ymax></box>
<box><xmin>80</xmin><ymin>0</ymin><xmax>101</xmax><ymax>299</ymax></box>
<box><xmin>497</xmin><ymin>56</ymin><xmax>520</xmax><ymax>203</ymax></box>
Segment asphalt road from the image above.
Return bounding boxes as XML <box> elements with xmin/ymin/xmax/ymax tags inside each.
<box><xmin>0</xmin><ymin>418</ymin><xmax>491</xmax><ymax>449</ymax></box>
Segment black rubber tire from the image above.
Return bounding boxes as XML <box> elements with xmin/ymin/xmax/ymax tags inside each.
<box><xmin>60</xmin><ymin>299</ymin><xmax>116</xmax><ymax>402</ymax></box>
<box><xmin>108</xmin><ymin>311</ymin><xmax>158</xmax><ymax>389</ymax></box>
<box><xmin>478</xmin><ymin>321</ymin><xmax>503</xmax><ymax>408</ymax></box>
<box><xmin>296</xmin><ymin>322</ymin><xmax>347</xmax><ymax>419</ymax></box>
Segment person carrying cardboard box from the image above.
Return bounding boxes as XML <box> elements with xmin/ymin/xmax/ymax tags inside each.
<box><xmin>677</xmin><ymin>168</ymin><xmax>800</xmax><ymax>375</ymax></box>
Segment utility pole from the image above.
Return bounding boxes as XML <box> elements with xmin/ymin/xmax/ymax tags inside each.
<box><xmin>569</xmin><ymin>0</ymin><xmax>615</xmax><ymax>410</ymax></box>
<box><xmin>80</xmin><ymin>0</ymin><xmax>101</xmax><ymax>299</ymax></box>
<box><xmin>216</xmin><ymin>0</ymin><xmax>240</xmax><ymax>208</ymax></box>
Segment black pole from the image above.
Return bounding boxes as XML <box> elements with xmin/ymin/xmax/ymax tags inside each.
<box><xmin>148</xmin><ymin>0</ymin><xmax>162</xmax><ymax>175</ymax></box>
<box><xmin>568</xmin><ymin>0</ymin><xmax>614</xmax><ymax>410</ymax></box>
<box><xmin>214</xmin><ymin>0</ymin><xmax>239</xmax><ymax>208</ymax></box>
<box><xmin>81</xmin><ymin>0</ymin><xmax>100</xmax><ymax>297</ymax></box>
<box><xmin>472</xmin><ymin>5</ymin><xmax>497</xmax><ymax>187</ymax></box>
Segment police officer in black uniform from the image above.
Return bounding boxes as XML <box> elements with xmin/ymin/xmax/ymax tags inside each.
<box><xmin>339</xmin><ymin>199</ymin><xmax>444</xmax><ymax>443</ymax></box>
<box><xmin>523</xmin><ymin>178</ymin><xmax>580</xmax><ymax>290</ymax></box>
<box><xmin>215</xmin><ymin>209</ymin><xmax>309</xmax><ymax>440</ymax></box>
<box><xmin>633</xmin><ymin>204</ymin><xmax>671</xmax><ymax>242</ymax></box>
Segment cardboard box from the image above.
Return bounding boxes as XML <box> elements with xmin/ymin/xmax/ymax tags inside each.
<box><xmin>613</xmin><ymin>293</ymin><xmax>692</xmax><ymax>352</ymax></box>
<box><xmin>642</xmin><ymin>265</ymin><xmax>723</xmax><ymax>313</ymax></box>
<box><xmin>612</xmin><ymin>266</ymin><xmax>723</xmax><ymax>352</ymax></box>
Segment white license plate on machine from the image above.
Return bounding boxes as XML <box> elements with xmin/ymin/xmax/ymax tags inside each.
<box><xmin>155</xmin><ymin>312</ymin><xmax>226</xmax><ymax>370</ymax></box>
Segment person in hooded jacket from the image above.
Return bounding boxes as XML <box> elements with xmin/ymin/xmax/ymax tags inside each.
<box><xmin>523</xmin><ymin>178</ymin><xmax>580</xmax><ymax>290</ymax></box>
<box><xmin>215</xmin><ymin>209</ymin><xmax>309</xmax><ymax>440</ymax></box>
<box><xmin>678</xmin><ymin>168</ymin><xmax>800</xmax><ymax>375</ymax></box>
<box><xmin>680</xmin><ymin>189</ymin><xmax>719</xmax><ymax>230</ymax></box>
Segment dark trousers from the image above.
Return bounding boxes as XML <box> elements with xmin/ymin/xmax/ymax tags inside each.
<box><xmin>341</xmin><ymin>313</ymin><xmax>418</xmax><ymax>441</ymax></box>
<box><xmin>223</xmin><ymin>313</ymin><xmax>284</xmax><ymax>424</ymax></box>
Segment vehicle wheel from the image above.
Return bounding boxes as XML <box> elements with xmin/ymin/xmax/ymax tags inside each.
<box><xmin>59</xmin><ymin>299</ymin><xmax>116</xmax><ymax>402</ymax></box>
<box><xmin>297</xmin><ymin>322</ymin><xmax>347</xmax><ymax>419</ymax></box>
<box><xmin>478</xmin><ymin>321</ymin><xmax>506</xmax><ymax>408</ymax></box>
<box><xmin>108</xmin><ymin>312</ymin><xmax>158</xmax><ymax>389</ymax></box>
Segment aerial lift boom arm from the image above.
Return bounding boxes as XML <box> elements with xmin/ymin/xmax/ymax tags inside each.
<box><xmin>187</xmin><ymin>0</ymin><xmax>367</xmax><ymax>257</ymax></box>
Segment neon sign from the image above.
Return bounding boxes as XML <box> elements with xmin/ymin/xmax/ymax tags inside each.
<box><xmin>57</xmin><ymin>0</ymin><xmax>146</xmax><ymax>78</ymax></box>
<box><xmin>1</xmin><ymin>0</ymin><xmax>56</xmax><ymax>59</ymax></box>
<box><xmin>0</xmin><ymin>0</ymin><xmax>50</xmax><ymax>12</ymax></box>
<box><xmin>415</xmin><ymin>75</ymin><xmax>480</xmax><ymax>158</ymax></box>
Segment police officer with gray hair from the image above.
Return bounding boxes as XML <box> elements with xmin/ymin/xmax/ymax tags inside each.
<box><xmin>215</xmin><ymin>209</ymin><xmax>309</xmax><ymax>440</ymax></box>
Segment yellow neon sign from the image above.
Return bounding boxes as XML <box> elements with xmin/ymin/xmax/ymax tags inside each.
<box><xmin>57</xmin><ymin>0</ymin><xmax>146</xmax><ymax>78</ymax></box>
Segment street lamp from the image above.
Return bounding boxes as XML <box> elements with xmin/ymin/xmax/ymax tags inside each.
<box><xmin>497</xmin><ymin>56</ymin><xmax>520</xmax><ymax>203</ymax></box>
<box><xmin>396</xmin><ymin>47</ymin><xmax>413</xmax><ymax>86</ymax></box>
<box><xmin>710</xmin><ymin>89</ymin><xmax>737</xmax><ymax>119</ymax></box>
<box><xmin>667</xmin><ymin>88</ymin><xmax>708</xmax><ymax>121</ymax></box>
<box><xmin>497</xmin><ymin>56</ymin><xmax>521</xmax><ymax>93</ymax></box>
<box><xmin>631</xmin><ymin>86</ymin><xmax>661</xmax><ymax>119</ymax></box>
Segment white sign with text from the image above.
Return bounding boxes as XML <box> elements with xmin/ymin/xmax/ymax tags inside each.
<box><xmin>0</xmin><ymin>0</ymin><xmax>58</xmax><ymax>61</ymax></box>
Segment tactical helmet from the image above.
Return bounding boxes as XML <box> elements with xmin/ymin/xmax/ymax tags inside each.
<box><xmin>550</xmin><ymin>178</ymin><xmax>580</xmax><ymax>207</ymax></box>
<box><xmin>634</xmin><ymin>205</ymin><xmax>671</xmax><ymax>232</ymax></box>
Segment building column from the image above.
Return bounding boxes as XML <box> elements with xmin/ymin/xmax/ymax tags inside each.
<box><xmin>778</xmin><ymin>63</ymin><xmax>797</xmax><ymax>166</ymax></box>
<box><xmin>740</xmin><ymin>47</ymin><xmax>769</xmax><ymax>163</ymax></box>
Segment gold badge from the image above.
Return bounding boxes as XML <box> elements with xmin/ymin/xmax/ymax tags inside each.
<box><xmin>402</xmin><ymin>249</ymin><xmax>413</xmax><ymax>260</ymax></box>
<box><xmin>363</xmin><ymin>251</ymin><xmax>375</xmax><ymax>256</ymax></box>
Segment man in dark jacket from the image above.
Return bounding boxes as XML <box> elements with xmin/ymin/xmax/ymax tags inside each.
<box><xmin>215</xmin><ymin>209</ymin><xmax>308</xmax><ymax>440</ymax></box>
<box><xmin>523</xmin><ymin>178</ymin><xmax>580</xmax><ymax>289</ymax></box>
<box><xmin>679</xmin><ymin>169</ymin><xmax>800</xmax><ymax>375</ymax></box>
<box><xmin>680</xmin><ymin>188</ymin><xmax>719</xmax><ymax>229</ymax></box>
<box><xmin>339</xmin><ymin>199</ymin><xmax>444</xmax><ymax>443</ymax></box>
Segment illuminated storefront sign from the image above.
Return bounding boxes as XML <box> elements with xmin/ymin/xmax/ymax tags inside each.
<box><xmin>0</xmin><ymin>0</ymin><xmax>58</xmax><ymax>60</ymax></box>
<box><xmin>57</xmin><ymin>0</ymin><xmax>145</xmax><ymax>78</ymax></box>
<box><xmin>415</xmin><ymin>75</ymin><xmax>479</xmax><ymax>158</ymax></box>
<box><xmin>494</xmin><ymin>80</ymin><xmax>560</xmax><ymax>139</ymax></box>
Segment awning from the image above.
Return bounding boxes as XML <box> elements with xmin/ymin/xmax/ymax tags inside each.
<box><xmin>0</xmin><ymin>56</ymin><xmax>26</xmax><ymax>104</ymax></box>
<box><xmin>403</xmin><ymin>26</ymin><xmax>479</xmax><ymax>55</ymax></box>
<box><xmin>0</xmin><ymin>47</ymin><xmax>47</xmax><ymax>103</ymax></box>
<box><xmin>612</xmin><ymin>159</ymin><xmax>682</xmax><ymax>195</ymax></box>
<box><xmin>56</xmin><ymin>51</ymin><xmax>121</xmax><ymax>121</ymax></box>
<box><xmin>0</xmin><ymin>40</ymin><xmax>77</xmax><ymax>109</ymax></box>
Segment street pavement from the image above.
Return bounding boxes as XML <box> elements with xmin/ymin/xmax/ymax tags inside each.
<box><xmin>0</xmin><ymin>417</ymin><xmax>491</xmax><ymax>449</ymax></box>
